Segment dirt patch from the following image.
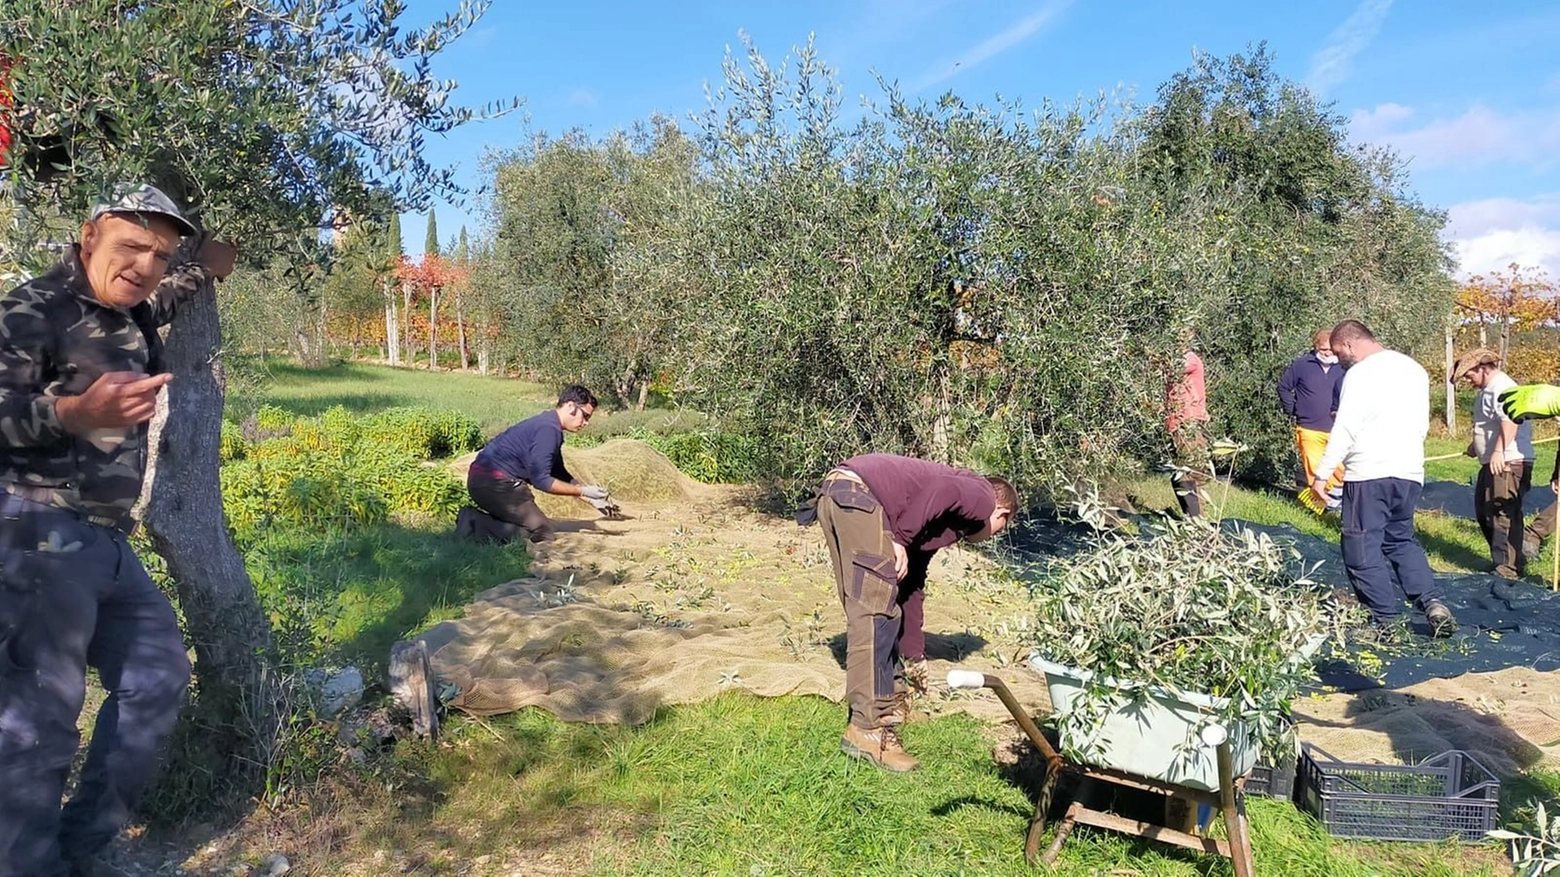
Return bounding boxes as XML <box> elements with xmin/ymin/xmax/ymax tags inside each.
<box><xmin>432</xmin><ymin>440</ymin><xmax>1049</xmax><ymax>726</ymax></box>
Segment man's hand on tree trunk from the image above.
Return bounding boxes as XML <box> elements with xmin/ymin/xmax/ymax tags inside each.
<box><xmin>55</xmin><ymin>372</ymin><xmax>172</xmax><ymax>433</ymax></box>
<box><xmin>196</xmin><ymin>234</ymin><xmax>237</xmax><ymax>280</ymax></box>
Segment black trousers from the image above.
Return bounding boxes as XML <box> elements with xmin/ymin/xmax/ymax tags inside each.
<box><xmin>0</xmin><ymin>496</ymin><xmax>191</xmax><ymax>874</ymax></box>
<box><xmin>467</xmin><ymin>472</ymin><xmax>555</xmax><ymax>542</ymax></box>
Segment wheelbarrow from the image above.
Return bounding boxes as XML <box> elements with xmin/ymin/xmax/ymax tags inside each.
<box><xmin>947</xmin><ymin>669</ymin><xmax>1255</xmax><ymax>875</ymax></box>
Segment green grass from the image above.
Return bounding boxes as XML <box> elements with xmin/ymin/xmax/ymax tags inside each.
<box><xmin>310</xmin><ymin>695</ymin><xmax>1504</xmax><ymax>875</ymax></box>
<box><xmin>242</xmin><ymin>360</ymin><xmax>555</xmax><ymax>436</ymax></box>
<box><xmin>246</xmin><ymin>359</ymin><xmax>706</xmax><ymax>440</ymax></box>
<box><xmin>1424</xmin><ymin>434</ymin><xmax>1560</xmax><ymax>486</ymax></box>
<box><xmin>243</xmin><ymin>520</ymin><xmax>531</xmax><ymax>669</ymax></box>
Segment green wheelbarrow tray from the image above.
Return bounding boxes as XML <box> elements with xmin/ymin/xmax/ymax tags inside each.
<box><xmin>947</xmin><ymin>669</ymin><xmax>1257</xmax><ymax>875</ymax></box>
<box><xmin>1024</xmin><ymin>655</ymin><xmax>1257</xmax><ymax>793</ymax></box>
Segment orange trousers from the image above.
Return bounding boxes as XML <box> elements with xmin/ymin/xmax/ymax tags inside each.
<box><xmin>1297</xmin><ymin>426</ymin><xmax>1344</xmax><ymax>492</ymax></box>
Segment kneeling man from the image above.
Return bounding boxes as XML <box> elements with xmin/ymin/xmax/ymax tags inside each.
<box><xmin>465</xmin><ymin>385</ymin><xmax>615</xmax><ymax>542</ymax></box>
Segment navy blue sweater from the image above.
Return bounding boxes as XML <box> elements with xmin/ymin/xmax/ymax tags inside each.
<box><xmin>472</xmin><ymin>409</ymin><xmax>574</xmax><ymax>490</ymax></box>
<box><xmin>1277</xmin><ymin>352</ymin><xmax>1344</xmax><ymax>431</ymax></box>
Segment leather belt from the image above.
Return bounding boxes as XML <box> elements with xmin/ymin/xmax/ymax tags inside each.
<box><xmin>1</xmin><ymin>484</ymin><xmax>137</xmax><ymax>535</ymax></box>
<box><xmin>824</xmin><ymin>467</ymin><xmax>864</xmax><ymax>485</ymax></box>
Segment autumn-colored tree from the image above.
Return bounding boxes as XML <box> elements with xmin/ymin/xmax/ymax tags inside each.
<box><xmin>395</xmin><ymin>251</ymin><xmax>467</xmax><ymax>368</ymax></box>
<box><xmin>1456</xmin><ymin>264</ymin><xmax>1556</xmax><ymax>360</ymax></box>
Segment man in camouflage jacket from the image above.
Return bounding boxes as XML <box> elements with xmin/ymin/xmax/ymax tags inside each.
<box><xmin>0</xmin><ymin>184</ymin><xmax>235</xmax><ymax>876</ymax></box>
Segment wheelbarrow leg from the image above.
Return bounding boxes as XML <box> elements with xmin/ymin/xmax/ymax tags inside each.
<box><xmin>1023</xmin><ymin>799</ymin><xmax>1047</xmax><ymax>865</ymax></box>
<box><xmin>1039</xmin><ymin>783</ymin><xmax>1088</xmax><ymax>866</ymax></box>
<box><xmin>1216</xmin><ymin>741</ymin><xmax>1255</xmax><ymax>877</ymax></box>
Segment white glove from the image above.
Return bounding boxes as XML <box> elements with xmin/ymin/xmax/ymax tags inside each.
<box><xmin>587</xmin><ymin>495</ymin><xmax>622</xmax><ymax>517</ymax></box>
<box><xmin>580</xmin><ymin>485</ymin><xmax>610</xmax><ymax>500</ymax></box>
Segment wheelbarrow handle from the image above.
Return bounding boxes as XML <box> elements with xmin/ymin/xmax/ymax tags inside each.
<box><xmin>946</xmin><ymin>671</ymin><xmax>1064</xmax><ymax>769</ymax></box>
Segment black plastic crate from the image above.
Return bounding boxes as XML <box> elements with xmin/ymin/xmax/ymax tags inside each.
<box><xmin>1245</xmin><ymin>755</ymin><xmax>1297</xmax><ymax>801</ymax></box>
<box><xmin>1298</xmin><ymin>745</ymin><xmax>1499</xmax><ymax>842</ymax></box>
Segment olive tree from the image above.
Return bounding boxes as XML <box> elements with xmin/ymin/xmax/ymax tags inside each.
<box><xmin>484</xmin><ymin>118</ymin><xmax>700</xmax><ymax>403</ymax></box>
<box><xmin>1132</xmin><ymin>46</ymin><xmax>1455</xmax><ymax>479</ymax></box>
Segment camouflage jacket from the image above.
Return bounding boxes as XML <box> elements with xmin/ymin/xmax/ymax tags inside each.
<box><xmin>0</xmin><ymin>246</ymin><xmax>211</xmax><ymax>520</ymax></box>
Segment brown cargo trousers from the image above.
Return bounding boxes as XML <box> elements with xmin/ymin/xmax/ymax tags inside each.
<box><xmin>816</xmin><ymin>475</ymin><xmax>903</xmax><ymax>730</ymax></box>
<box><xmin>1476</xmin><ymin>460</ymin><xmax>1531</xmax><ymax>578</ymax></box>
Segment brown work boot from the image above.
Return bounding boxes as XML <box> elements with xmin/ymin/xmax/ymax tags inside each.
<box><xmin>841</xmin><ymin>723</ymin><xmax>920</xmax><ymax>772</ymax></box>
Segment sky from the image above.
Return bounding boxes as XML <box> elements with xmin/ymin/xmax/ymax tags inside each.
<box><xmin>399</xmin><ymin>0</ymin><xmax>1560</xmax><ymax>281</ymax></box>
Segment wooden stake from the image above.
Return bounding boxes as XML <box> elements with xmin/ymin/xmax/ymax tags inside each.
<box><xmin>1552</xmin><ymin>526</ymin><xmax>1558</xmax><ymax>593</ymax></box>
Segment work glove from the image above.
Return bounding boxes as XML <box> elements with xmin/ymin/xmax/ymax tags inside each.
<box><xmin>587</xmin><ymin>495</ymin><xmax>623</xmax><ymax>519</ymax></box>
<box><xmin>1499</xmin><ymin>384</ymin><xmax>1560</xmax><ymax>422</ymax></box>
<box><xmin>580</xmin><ymin>485</ymin><xmax>610</xmax><ymax>501</ymax></box>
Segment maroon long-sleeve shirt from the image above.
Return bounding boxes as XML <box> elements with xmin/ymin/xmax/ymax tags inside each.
<box><xmin>842</xmin><ymin>453</ymin><xmax>996</xmax><ymax>551</ymax></box>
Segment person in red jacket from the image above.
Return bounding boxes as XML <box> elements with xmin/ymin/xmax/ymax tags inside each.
<box><xmin>812</xmin><ymin>454</ymin><xmax>1018</xmax><ymax>772</ymax></box>
<box><xmin>1165</xmin><ymin>342</ymin><xmax>1211</xmax><ymax>517</ymax></box>
<box><xmin>0</xmin><ymin>55</ymin><xmax>13</xmax><ymax>166</ymax></box>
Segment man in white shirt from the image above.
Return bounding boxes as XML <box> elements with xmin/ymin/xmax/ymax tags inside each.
<box><xmin>1314</xmin><ymin>320</ymin><xmax>1458</xmax><ymax>636</ymax></box>
<box><xmin>1453</xmin><ymin>348</ymin><xmax>1535</xmax><ymax>579</ymax></box>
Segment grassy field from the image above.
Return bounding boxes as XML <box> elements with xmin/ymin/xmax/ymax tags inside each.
<box><xmin>213</xmin><ymin>362</ymin><xmax>1551</xmax><ymax>875</ymax></box>
<box><xmin>245</xmin><ymin>360</ymin><xmax>706</xmax><ymax>439</ymax></box>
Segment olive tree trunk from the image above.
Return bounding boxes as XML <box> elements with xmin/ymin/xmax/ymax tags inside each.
<box><xmin>140</xmin><ymin>274</ymin><xmax>279</xmax><ymax>759</ymax></box>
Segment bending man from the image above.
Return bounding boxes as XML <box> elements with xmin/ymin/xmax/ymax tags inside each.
<box><xmin>813</xmin><ymin>454</ymin><xmax>1017</xmax><ymax>772</ymax></box>
<box><xmin>465</xmin><ymin>385</ymin><xmax>613</xmax><ymax>542</ymax></box>
<box><xmin>0</xmin><ymin>185</ymin><xmax>236</xmax><ymax>875</ymax></box>
<box><xmin>1315</xmin><ymin>320</ymin><xmax>1457</xmax><ymax>636</ymax></box>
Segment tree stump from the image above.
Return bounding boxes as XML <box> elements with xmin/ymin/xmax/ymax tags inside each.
<box><xmin>389</xmin><ymin>639</ymin><xmax>439</xmax><ymax>742</ymax></box>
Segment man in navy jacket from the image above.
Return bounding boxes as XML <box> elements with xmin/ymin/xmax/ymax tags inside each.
<box><xmin>464</xmin><ymin>385</ymin><xmax>613</xmax><ymax>542</ymax></box>
<box><xmin>1278</xmin><ymin>329</ymin><xmax>1345</xmax><ymax>511</ymax></box>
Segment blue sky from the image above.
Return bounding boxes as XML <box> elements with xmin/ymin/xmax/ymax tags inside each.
<box><xmin>401</xmin><ymin>0</ymin><xmax>1560</xmax><ymax>280</ymax></box>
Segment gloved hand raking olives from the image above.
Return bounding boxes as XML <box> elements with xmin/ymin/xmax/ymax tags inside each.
<box><xmin>580</xmin><ymin>484</ymin><xmax>610</xmax><ymax>500</ymax></box>
<box><xmin>1500</xmin><ymin>384</ymin><xmax>1560</xmax><ymax>422</ymax></box>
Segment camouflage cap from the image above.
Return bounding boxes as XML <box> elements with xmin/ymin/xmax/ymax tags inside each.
<box><xmin>1450</xmin><ymin>347</ymin><xmax>1500</xmax><ymax>384</ymax></box>
<box><xmin>89</xmin><ymin>183</ymin><xmax>197</xmax><ymax>236</ymax></box>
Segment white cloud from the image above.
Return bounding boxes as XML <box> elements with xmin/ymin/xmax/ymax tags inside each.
<box><xmin>467</xmin><ymin>26</ymin><xmax>498</xmax><ymax>48</ymax></box>
<box><xmin>1349</xmin><ymin>103</ymin><xmax>1560</xmax><ymax>170</ymax></box>
<box><xmin>566</xmin><ymin>88</ymin><xmax>599</xmax><ymax>108</ymax></box>
<box><xmin>906</xmin><ymin>0</ymin><xmax>1071</xmax><ymax>94</ymax></box>
<box><xmin>1349</xmin><ymin>101</ymin><xmax>1413</xmax><ymax>133</ymax></box>
<box><xmin>1445</xmin><ymin>195</ymin><xmax>1560</xmax><ymax>279</ymax></box>
<box><xmin>1307</xmin><ymin>0</ymin><xmax>1394</xmax><ymax>95</ymax></box>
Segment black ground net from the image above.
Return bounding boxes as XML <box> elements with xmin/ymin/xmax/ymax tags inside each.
<box><xmin>1005</xmin><ymin>483</ymin><xmax>1560</xmax><ymax>693</ymax></box>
